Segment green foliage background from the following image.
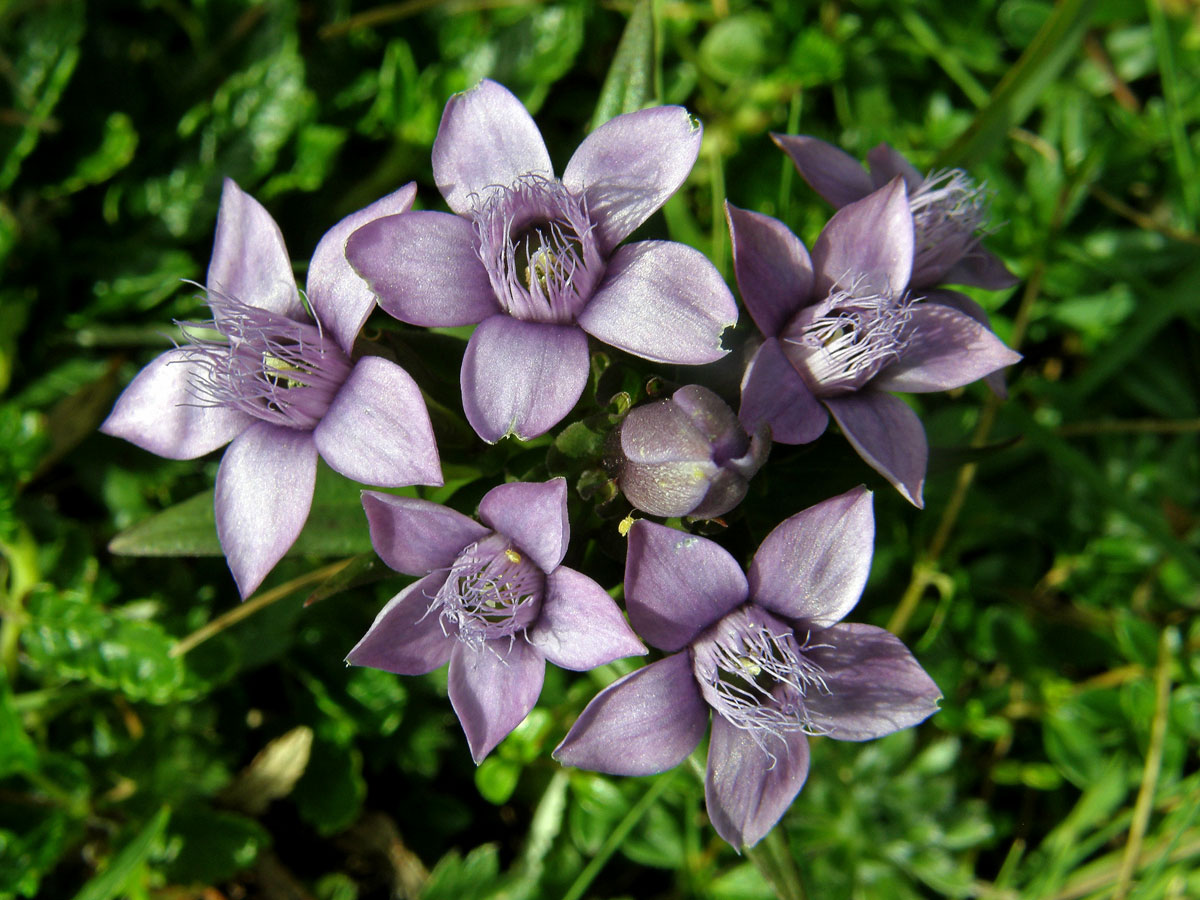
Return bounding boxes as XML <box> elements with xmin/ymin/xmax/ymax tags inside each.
<box><xmin>1</xmin><ymin>0</ymin><xmax>1198</xmax><ymax>898</ymax></box>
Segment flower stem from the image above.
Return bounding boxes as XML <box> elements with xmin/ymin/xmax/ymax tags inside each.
<box><xmin>170</xmin><ymin>558</ymin><xmax>353</xmax><ymax>658</ymax></box>
<box><xmin>746</xmin><ymin>827</ymin><xmax>807</xmax><ymax>900</ymax></box>
<box><xmin>559</xmin><ymin>769</ymin><xmax>676</xmax><ymax>900</ymax></box>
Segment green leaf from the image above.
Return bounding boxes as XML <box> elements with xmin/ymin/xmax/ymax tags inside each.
<box><xmin>108</xmin><ymin>463</ymin><xmax>381</xmax><ymax>558</ymax></box>
<box><xmin>591</xmin><ymin>0</ymin><xmax>656</xmax><ymax>130</ymax></box>
<box><xmin>698</xmin><ymin>13</ymin><xmax>774</xmax><ymax>85</ymax></box>
<box><xmin>45</xmin><ymin>112</ymin><xmax>138</xmax><ymax>199</ymax></box>
<box><xmin>22</xmin><ymin>589</ymin><xmax>185</xmax><ymax>702</ymax></box>
<box><xmin>71</xmin><ymin>806</ymin><xmax>170</xmax><ymax>900</ymax></box>
<box><xmin>940</xmin><ymin>0</ymin><xmax>1097</xmax><ymax>167</ymax></box>
<box><xmin>0</xmin><ymin>673</ymin><xmax>37</xmax><ymax>778</ymax></box>
<box><xmin>292</xmin><ymin>739</ymin><xmax>366</xmax><ymax>837</ymax></box>
<box><xmin>475</xmin><ymin>757</ymin><xmax>521</xmax><ymax>805</ymax></box>
<box><xmin>165</xmin><ymin>808</ymin><xmax>269</xmax><ymax>884</ymax></box>
<box><xmin>0</xmin><ymin>812</ymin><xmax>74</xmax><ymax>899</ymax></box>
<box><xmin>420</xmin><ymin>844</ymin><xmax>501</xmax><ymax>900</ymax></box>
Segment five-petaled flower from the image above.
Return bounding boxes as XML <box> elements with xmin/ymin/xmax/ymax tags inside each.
<box><xmin>612</xmin><ymin>384</ymin><xmax>769</xmax><ymax>519</ymax></box>
<box><xmin>347</xmin><ymin>477</ymin><xmax>646</xmax><ymax>763</ymax></box>
<box><xmin>729</xmin><ymin>179</ymin><xmax>1021</xmax><ymax>507</ymax></box>
<box><xmin>554</xmin><ymin>486</ymin><xmax>941</xmax><ymax>849</ymax></box>
<box><xmin>346</xmin><ymin>79</ymin><xmax>738</xmax><ymax>443</ymax></box>
<box><xmin>101</xmin><ymin>179</ymin><xmax>443</xmax><ymax>597</ymax></box>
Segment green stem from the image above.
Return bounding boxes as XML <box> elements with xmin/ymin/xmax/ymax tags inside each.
<box><xmin>746</xmin><ymin>827</ymin><xmax>807</xmax><ymax>900</ymax></box>
<box><xmin>559</xmin><ymin>770</ymin><xmax>676</xmax><ymax>900</ymax></box>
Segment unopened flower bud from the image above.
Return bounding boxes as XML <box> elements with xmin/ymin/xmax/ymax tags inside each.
<box><xmin>613</xmin><ymin>385</ymin><xmax>769</xmax><ymax>518</ymax></box>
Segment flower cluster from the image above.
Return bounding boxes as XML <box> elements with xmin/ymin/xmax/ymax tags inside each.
<box><xmin>103</xmin><ymin>79</ymin><xmax>1022</xmax><ymax>848</ymax></box>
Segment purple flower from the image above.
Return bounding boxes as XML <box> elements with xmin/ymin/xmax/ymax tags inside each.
<box><xmin>773</xmin><ymin>134</ymin><xmax>1017</xmax><ymax>292</ymax></box>
<box><xmin>346</xmin><ymin>79</ymin><xmax>738</xmax><ymax>443</ymax></box>
<box><xmin>348</xmin><ymin>477</ymin><xmax>646</xmax><ymax>763</ymax></box>
<box><xmin>729</xmin><ymin>181</ymin><xmax>1021</xmax><ymax>507</ymax></box>
<box><xmin>554</xmin><ymin>487</ymin><xmax>940</xmax><ymax>848</ymax></box>
<box><xmin>613</xmin><ymin>385</ymin><xmax>769</xmax><ymax>518</ymax></box>
<box><xmin>101</xmin><ymin>179</ymin><xmax>443</xmax><ymax>597</ymax></box>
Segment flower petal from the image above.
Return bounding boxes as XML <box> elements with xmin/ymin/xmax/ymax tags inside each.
<box><xmin>824</xmin><ymin>392</ymin><xmax>927</xmax><ymax>508</ymax></box>
<box><xmin>345</xmin><ymin>571</ymin><xmax>455</xmax><ymax>675</ymax></box>
<box><xmin>872</xmin><ymin>303</ymin><xmax>1021</xmax><ymax>394</ymax></box>
<box><xmin>563</xmin><ymin>106</ymin><xmax>701</xmax><ymax>254</ymax></box>
<box><xmin>306</xmin><ymin>183</ymin><xmax>418</xmax><ymax>354</ymax></box>
<box><xmin>772</xmin><ymin>134</ymin><xmax>875</xmax><ymax>208</ymax></box>
<box><xmin>812</xmin><ymin>177</ymin><xmax>913</xmax><ymax>297</ymax></box>
<box><xmin>448</xmin><ymin>639</ymin><xmax>545</xmax><ymax>763</ymax></box>
<box><xmin>100</xmin><ymin>349</ymin><xmax>252</xmax><ymax>459</ymax></box>
<box><xmin>705</xmin><ymin>712</ymin><xmax>810</xmax><ymax>849</ymax></box>
<box><xmin>314</xmin><ymin>356</ymin><xmax>443</xmax><ymax>487</ymax></box>
<box><xmin>924</xmin><ymin>289</ymin><xmax>1009</xmax><ymax>397</ymax></box>
<box><xmin>803</xmin><ymin>622</ymin><xmax>941</xmax><ymax>740</ymax></box>
<box><xmin>625</xmin><ymin>520</ymin><xmax>748</xmax><ymax>652</ymax></box>
<box><xmin>579</xmin><ymin>241</ymin><xmax>737</xmax><ymax>365</ymax></box>
<box><xmin>527</xmin><ymin>566</ymin><xmax>646</xmax><ymax>670</ymax></box>
<box><xmin>726</xmin><ymin>203</ymin><xmax>813</xmax><ymax>338</ymax></box>
<box><xmin>208</xmin><ymin>178</ymin><xmax>303</xmax><ymax>319</ymax></box>
<box><xmin>432</xmin><ymin>79</ymin><xmax>553</xmax><ymax>216</ymax></box>
<box><xmin>554</xmin><ymin>652</ymin><xmax>707</xmax><ymax>775</ymax></box>
<box><xmin>864</xmin><ymin>143</ymin><xmax>924</xmax><ymax>192</ymax></box>
<box><xmin>215</xmin><ymin>421</ymin><xmax>318</xmax><ymax>598</ymax></box>
<box><xmin>346</xmin><ymin>210</ymin><xmax>498</xmax><ymax>327</ymax></box>
<box><xmin>940</xmin><ymin>246</ymin><xmax>1019</xmax><ymax>290</ymax></box>
<box><xmin>478</xmin><ymin>478</ymin><xmax>569</xmax><ymax>572</ymax></box>
<box><xmin>748</xmin><ymin>486</ymin><xmax>874</xmax><ymax>627</ymax></box>
<box><xmin>738</xmin><ymin>338</ymin><xmax>829</xmax><ymax>444</ymax></box>
<box><xmin>361</xmin><ymin>492</ymin><xmax>490</xmax><ymax>576</ymax></box>
<box><xmin>461</xmin><ymin>316</ymin><xmax>589</xmax><ymax>442</ymax></box>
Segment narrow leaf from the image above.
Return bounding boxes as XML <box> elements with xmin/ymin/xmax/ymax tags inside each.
<box><xmin>71</xmin><ymin>806</ymin><xmax>171</xmax><ymax>900</ymax></box>
<box><xmin>590</xmin><ymin>0</ymin><xmax>656</xmax><ymax>131</ymax></box>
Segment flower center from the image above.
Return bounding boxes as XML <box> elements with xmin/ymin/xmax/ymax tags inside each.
<box><xmin>473</xmin><ymin>175</ymin><xmax>605</xmax><ymax>325</ymax></box>
<box><xmin>178</xmin><ymin>289</ymin><xmax>351</xmax><ymax>430</ymax></box>
<box><xmin>692</xmin><ymin>606</ymin><xmax>831</xmax><ymax>752</ymax></box>
<box><xmin>909</xmin><ymin>168</ymin><xmax>988</xmax><ymax>283</ymax></box>
<box><xmin>434</xmin><ymin>535</ymin><xmax>544</xmax><ymax>648</ymax></box>
<box><xmin>781</xmin><ymin>286</ymin><xmax>910</xmax><ymax>395</ymax></box>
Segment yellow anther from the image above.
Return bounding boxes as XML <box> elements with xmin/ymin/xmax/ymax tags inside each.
<box><xmin>504</xmin><ymin>548</ymin><xmax>522</xmax><ymax>564</ymax></box>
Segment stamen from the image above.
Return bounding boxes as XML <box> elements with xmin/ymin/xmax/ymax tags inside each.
<box><xmin>471</xmin><ymin>175</ymin><xmax>605</xmax><ymax>325</ymax></box>
<box><xmin>781</xmin><ymin>285</ymin><xmax>911</xmax><ymax>395</ymax></box>
<box><xmin>693</xmin><ymin>607</ymin><xmax>832</xmax><ymax>757</ymax></box>
<box><xmin>434</xmin><ymin>536</ymin><xmax>544</xmax><ymax>650</ymax></box>
<box><xmin>909</xmin><ymin>168</ymin><xmax>990</xmax><ymax>279</ymax></box>
<box><xmin>175</xmin><ymin>288</ymin><xmax>351</xmax><ymax>430</ymax></box>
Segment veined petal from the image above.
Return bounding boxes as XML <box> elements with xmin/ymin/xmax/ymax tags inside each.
<box><xmin>705</xmin><ymin>712</ymin><xmax>810</xmax><ymax>849</ymax></box>
<box><xmin>208</xmin><ymin>179</ymin><xmax>303</xmax><ymax>319</ymax></box>
<box><xmin>812</xmin><ymin>177</ymin><xmax>913</xmax><ymax>298</ymax></box>
<box><xmin>361</xmin><ymin>492</ymin><xmax>490</xmax><ymax>576</ymax></box>
<box><xmin>100</xmin><ymin>349</ymin><xmax>252</xmax><ymax>459</ymax></box>
<box><xmin>872</xmin><ymin>303</ymin><xmax>1021</xmax><ymax>393</ymax></box>
<box><xmin>738</xmin><ymin>338</ymin><xmax>829</xmax><ymax>444</ymax></box>
<box><xmin>527</xmin><ymin>566</ymin><xmax>646</xmax><ymax>670</ymax></box>
<box><xmin>345</xmin><ymin>571</ymin><xmax>455</xmax><ymax>675</ymax></box>
<box><xmin>433</xmin><ymin>79</ymin><xmax>553</xmax><ymax>216</ymax></box>
<box><xmin>579</xmin><ymin>241</ymin><xmax>737</xmax><ymax>365</ymax></box>
<box><xmin>554</xmin><ymin>652</ymin><xmax>707</xmax><ymax>776</ymax></box>
<box><xmin>314</xmin><ymin>356</ymin><xmax>443</xmax><ymax>487</ymax></box>
<box><xmin>748</xmin><ymin>486</ymin><xmax>874</xmax><ymax>627</ymax></box>
<box><xmin>306</xmin><ymin>183</ymin><xmax>418</xmax><ymax>354</ymax></box>
<box><xmin>924</xmin><ymin>289</ymin><xmax>1009</xmax><ymax>397</ymax></box>
<box><xmin>461</xmin><ymin>316</ymin><xmax>589</xmax><ymax>442</ymax></box>
<box><xmin>215</xmin><ymin>422</ymin><xmax>318</xmax><ymax>598</ymax></box>
<box><xmin>824</xmin><ymin>392</ymin><xmax>927</xmax><ymax>509</ymax></box>
<box><xmin>726</xmin><ymin>202</ymin><xmax>813</xmax><ymax>338</ymax></box>
<box><xmin>563</xmin><ymin>106</ymin><xmax>701</xmax><ymax>255</ymax></box>
<box><xmin>625</xmin><ymin>520</ymin><xmax>748</xmax><ymax>652</ymax></box>
<box><xmin>478</xmin><ymin>478</ymin><xmax>569</xmax><ymax>573</ymax></box>
<box><xmin>346</xmin><ymin>211</ymin><xmax>498</xmax><ymax>327</ymax></box>
<box><xmin>773</xmin><ymin>134</ymin><xmax>875</xmax><ymax>208</ymax></box>
<box><xmin>448</xmin><ymin>639</ymin><xmax>545</xmax><ymax>763</ymax></box>
<box><xmin>803</xmin><ymin>623</ymin><xmax>941</xmax><ymax>740</ymax></box>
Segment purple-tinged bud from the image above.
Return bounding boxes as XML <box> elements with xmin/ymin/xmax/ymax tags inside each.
<box><xmin>613</xmin><ymin>385</ymin><xmax>769</xmax><ymax>518</ymax></box>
